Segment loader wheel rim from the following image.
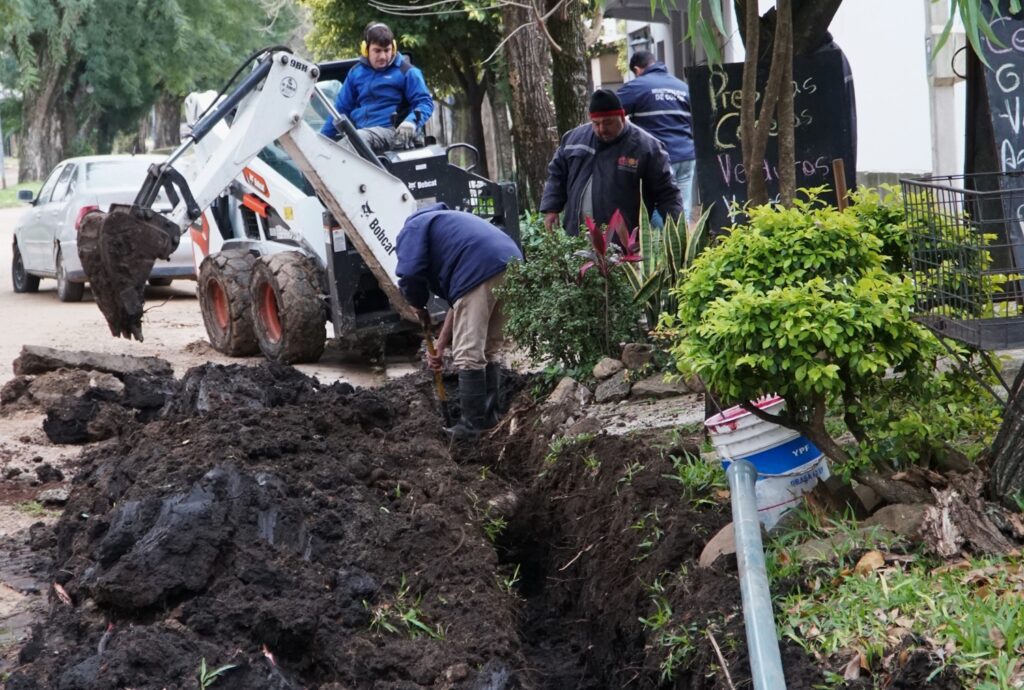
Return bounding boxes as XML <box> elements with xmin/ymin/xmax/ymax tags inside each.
<box><xmin>259</xmin><ymin>283</ymin><xmax>283</xmax><ymax>343</ymax></box>
<box><xmin>208</xmin><ymin>281</ymin><xmax>229</xmax><ymax>331</ymax></box>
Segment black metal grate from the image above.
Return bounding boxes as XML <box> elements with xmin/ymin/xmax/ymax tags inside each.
<box><xmin>903</xmin><ymin>172</ymin><xmax>1024</xmax><ymax>350</ymax></box>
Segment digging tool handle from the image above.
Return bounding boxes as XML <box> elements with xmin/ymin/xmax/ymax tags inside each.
<box><xmin>423</xmin><ymin>332</ymin><xmax>446</xmax><ymax>401</ymax></box>
<box><xmin>423</xmin><ymin>328</ymin><xmax>453</xmax><ymax>425</ymax></box>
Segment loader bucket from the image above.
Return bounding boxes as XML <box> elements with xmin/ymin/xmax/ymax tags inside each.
<box><xmin>78</xmin><ymin>207</ymin><xmax>179</xmax><ymax>341</ymax></box>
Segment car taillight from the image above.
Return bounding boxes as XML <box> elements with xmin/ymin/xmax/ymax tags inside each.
<box><xmin>74</xmin><ymin>205</ymin><xmax>100</xmax><ymax>231</ymax></box>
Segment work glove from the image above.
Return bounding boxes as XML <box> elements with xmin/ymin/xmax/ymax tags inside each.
<box><xmin>395</xmin><ymin>120</ymin><xmax>417</xmax><ymax>148</ymax></box>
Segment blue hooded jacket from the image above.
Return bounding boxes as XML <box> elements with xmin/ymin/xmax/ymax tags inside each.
<box><xmin>395</xmin><ymin>203</ymin><xmax>523</xmax><ymax>308</ymax></box>
<box><xmin>320</xmin><ymin>52</ymin><xmax>434</xmax><ymax>138</ymax></box>
<box><xmin>615</xmin><ymin>62</ymin><xmax>695</xmax><ymax>162</ymax></box>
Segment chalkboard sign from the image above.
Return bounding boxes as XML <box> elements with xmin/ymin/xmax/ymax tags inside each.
<box><xmin>977</xmin><ymin>0</ymin><xmax>1024</xmax><ymax>269</ymax></box>
<box><xmin>686</xmin><ymin>49</ymin><xmax>856</xmax><ymax>233</ymax></box>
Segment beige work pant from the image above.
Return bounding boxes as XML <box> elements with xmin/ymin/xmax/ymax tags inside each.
<box><xmin>451</xmin><ymin>272</ymin><xmax>507</xmax><ymax>371</ymax></box>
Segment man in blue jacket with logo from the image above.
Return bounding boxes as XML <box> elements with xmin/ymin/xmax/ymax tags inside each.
<box><xmin>616</xmin><ymin>50</ymin><xmax>696</xmax><ymax>223</ymax></box>
<box><xmin>396</xmin><ymin>203</ymin><xmax>523</xmax><ymax>440</ymax></box>
<box><xmin>321</xmin><ymin>22</ymin><xmax>434</xmax><ymax>153</ymax></box>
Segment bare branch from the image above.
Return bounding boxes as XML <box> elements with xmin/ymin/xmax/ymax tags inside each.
<box><xmin>534</xmin><ymin>0</ymin><xmax>565</xmax><ymax>53</ymax></box>
<box><xmin>482</xmin><ymin>19</ymin><xmax>535</xmax><ymax>64</ymax></box>
<box><xmin>369</xmin><ymin>0</ymin><xmax>529</xmax><ymax>17</ymax></box>
<box><xmin>583</xmin><ymin>3</ymin><xmax>604</xmax><ymax>50</ymax></box>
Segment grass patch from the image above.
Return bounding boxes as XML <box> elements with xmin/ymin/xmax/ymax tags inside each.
<box><xmin>769</xmin><ymin>508</ymin><xmax>1024</xmax><ymax>688</ymax></box>
<box><xmin>0</xmin><ymin>181</ymin><xmax>41</xmax><ymax>209</ymax></box>
<box><xmin>365</xmin><ymin>575</ymin><xmax>444</xmax><ymax>640</ymax></box>
<box><xmin>13</xmin><ymin>500</ymin><xmax>60</xmax><ymax>518</ymax></box>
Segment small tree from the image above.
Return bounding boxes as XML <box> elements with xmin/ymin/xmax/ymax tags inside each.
<box><xmin>663</xmin><ymin>190</ymin><xmax>934</xmax><ymax>464</ymax></box>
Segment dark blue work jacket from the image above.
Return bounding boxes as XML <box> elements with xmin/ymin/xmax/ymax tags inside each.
<box><xmin>395</xmin><ymin>203</ymin><xmax>523</xmax><ymax>308</ymax></box>
<box><xmin>616</xmin><ymin>63</ymin><xmax>695</xmax><ymax>163</ymax></box>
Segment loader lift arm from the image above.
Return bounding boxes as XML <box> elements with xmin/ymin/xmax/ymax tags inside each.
<box><xmin>79</xmin><ymin>49</ymin><xmax>418</xmax><ymax>341</ymax></box>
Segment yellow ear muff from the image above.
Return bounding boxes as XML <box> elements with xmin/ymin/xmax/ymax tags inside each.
<box><xmin>359</xmin><ymin>40</ymin><xmax>397</xmax><ymax>58</ymax></box>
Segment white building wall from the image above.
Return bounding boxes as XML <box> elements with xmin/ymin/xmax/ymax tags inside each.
<box><xmin>723</xmin><ymin>1</ymin><xmax>965</xmax><ymax>176</ymax></box>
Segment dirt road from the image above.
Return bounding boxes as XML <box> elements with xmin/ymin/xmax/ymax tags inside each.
<box><xmin>0</xmin><ymin>205</ymin><xmax>412</xmax><ymax>387</ymax></box>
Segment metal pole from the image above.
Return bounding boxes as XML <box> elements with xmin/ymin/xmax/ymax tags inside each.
<box><xmin>727</xmin><ymin>459</ymin><xmax>787</xmax><ymax>690</ymax></box>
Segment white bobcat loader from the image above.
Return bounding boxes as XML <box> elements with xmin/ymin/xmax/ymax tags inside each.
<box><xmin>79</xmin><ymin>49</ymin><xmax>518</xmax><ymax>363</ymax></box>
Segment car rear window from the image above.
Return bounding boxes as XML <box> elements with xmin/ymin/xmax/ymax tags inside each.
<box><xmin>86</xmin><ymin>160</ymin><xmax>153</xmax><ymax>188</ymax></box>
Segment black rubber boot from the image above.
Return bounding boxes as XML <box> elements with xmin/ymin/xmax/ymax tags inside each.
<box><xmin>484</xmin><ymin>362</ymin><xmax>502</xmax><ymax>428</ymax></box>
<box><xmin>447</xmin><ymin>368</ymin><xmax>491</xmax><ymax>441</ymax></box>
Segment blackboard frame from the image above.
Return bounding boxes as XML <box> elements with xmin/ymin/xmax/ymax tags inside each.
<box><xmin>686</xmin><ymin>49</ymin><xmax>856</xmax><ymax>234</ymax></box>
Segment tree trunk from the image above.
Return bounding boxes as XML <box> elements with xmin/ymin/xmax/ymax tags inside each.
<box><xmin>548</xmin><ymin>0</ymin><xmax>589</xmax><ymax>137</ymax></box>
<box><xmin>775</xmin><ymin>0</ymin><xmax>795</xmax><ymax>206</ymax></box>
<box><xmin>135</xmin><ymin>113</ymin><xmax>151</xmax><ymax>154</ymax></box>
<box><xmin>486</xmin><ymin>77</ymin><xmax>516</xmax><ymax>182</ymax></box>
<box><xmin>501</xmin><ymin>2</ymin><xmax>558</xmax><ymax>212</ymax></box>
<box><xmin>988</xmin><ymin>364</ymin><xmax>1024</xmax><ymax>505</ymax></box>
<box><xmin>18</xmin><ymin>69</ymin><xmax>69</xmax><ymax>181</ymax></box>
<box><xmin>463</xmin><ymin>74</ymin><xmax>490</xmax><ymax>180</ymax></box>
<box><xmin>153</xmin><ymin>94</ymin><xmax>181</xmax><ymax>149</ymax></box>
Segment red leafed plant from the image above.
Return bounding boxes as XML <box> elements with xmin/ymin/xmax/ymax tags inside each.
<box><xmin>576</xmin><ymin>210</ymin><xmax>642</xmax><ymax>279</ymax></box>
<box><xmin>575</xmin><ymin>209</ymin><xmax>642</xmax><ymax>357</ymax></box>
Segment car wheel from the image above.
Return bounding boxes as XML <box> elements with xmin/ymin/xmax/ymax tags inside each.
<box><xmin>56</xmin><ymin>250</ymin><xmax>85</xmax><ymax>302</ymax></box>
<box><xmin>198</xmin><ymin>249</ymin><xmax>259</xmax><ymax>356</ymax></box>
<box><xmin>250</xmin><ymin>252</ymin><xmax>326</xmax><ymax>364</ymax></box>
<box><xmin>12</xmin><ymin>241</ymin><xmax>40</xmax><ymax>294</ymax></box>
<box><xmin>148</xmin><ymin>277</ymin><xmax>173</xmax><ymax>287</ymax></box>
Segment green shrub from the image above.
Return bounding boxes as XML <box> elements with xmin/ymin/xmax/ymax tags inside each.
<box><xmin>663</xmin><ymin>189</ymin><xmax>939</xmax><ymax>464</ymax></box>
<box><xmin>499</xmin><ymin>213</ymin><xmax>637</xmax><ymax>370</ymax></box>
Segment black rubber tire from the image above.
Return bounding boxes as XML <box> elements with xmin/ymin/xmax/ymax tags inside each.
<box><xmin>56</xmin><ymin>249</ymin><xmax>85</xmax><ymax>303</ymax></box>
<box><xmin>148</xmin><ymin>277</ymin><xmax>174</xmax><ymax>287</ymax></box>
<box><xmin>12</xmin><ymin>241</ymin><xmax>40</xmax><ymax>294</ymax></box>
<box><xmin>250</xmin><ymin>252</ymin><xmax>326</xmax><ymax>364</ymax></box>
<box><xmin>198</xmin><ymin>249</ymin><xmax>260</xmax><ymax>356</ymax></box>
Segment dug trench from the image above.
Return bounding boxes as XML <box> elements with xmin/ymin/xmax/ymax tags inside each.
<box><xmin>3</xmin><ymin>360</ymin><xmax>836</xmax><ymax>688</ymax></box>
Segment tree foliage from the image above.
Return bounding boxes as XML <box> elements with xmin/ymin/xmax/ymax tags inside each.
<box><xmin>498</xmin><ymin>213</ymin><xmax>637</xmax><ymax>370</ymax></box>
<box><xmin>2</xmin><ymin>0</ymin><xmax>298</xmax><ymax>177</ymax></box>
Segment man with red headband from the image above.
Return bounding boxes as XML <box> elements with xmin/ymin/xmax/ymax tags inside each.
<box><xmin>540</xmin><ymin>88</ymin><xmax>682</xmax><ymax>234</ymax></box>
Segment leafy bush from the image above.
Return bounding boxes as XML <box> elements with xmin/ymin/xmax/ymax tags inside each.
<box><xmin>499</xmin><ymin>213</ymin><xmax>637</xmax><ymax>370</ymax></box>
<box><xmin>662</xmin><ymin>189</ymin><xmax>942</xmax><ymax>464</ymax></box>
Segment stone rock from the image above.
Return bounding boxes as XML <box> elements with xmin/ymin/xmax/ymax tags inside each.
<box><xmin>34</xmin><ymin>464</ymin><xmax>65</xmax><ymax>483</ymax></box>
<box><xmin>793</xmin><ymin>525</ymin><xmax>897</xmax><ymax>562</ymax></box>
<box><xmin>863</xmin><ymin>503</ymin><xmax>928</xmax><ymax>540</ymax></box>
<box><xmin>853</xmin><ymin>483</ymin><xmax>883</xmax><ymax>514</ymax></box>
<box><xmin>0</xmin><ymin>376</ymin><xmax>32</xmax><ymax>405</ymax></box>
<box><xmin>630</xmin><ymin>375</ymin><xmax>691</xmax><ymax>400</ymax></box>
<box><xmin>25</xmin><ymin>370</ymin><xmax>125</xmax><ymax>408</ymax></box>
<box><xmin>699</xmin><ymin>522</ymin><xmax>736</xmax><ymax>567</ymax></box>
<box><xmin>564</xmin><ymin>416</ymin><xmax>602</xmax><ymax>437</ymax></box>
<box><xmin>594</xmin><ymin>371</ymin><xmax>631</xmax><ymax>403</ymax></box>
<box><xmin>620</xmin><ymin>343</ymin><xmax>653</xmax><ymax>370</ymax></box>
<box><xmin>37</xmin><ymin>487</ymin><xmax>70</xmax><ymax>505</ymax></box>
<box><xmin>4</xmin><ymin>467</ymin><xmax>22</xmax><ymax>479</ymax></box>
<box><xmin>546</xmin><ymin>377</ymin><xmax>591</xmax><ymax>407</ymax></box>
<box><xmin>592</xmin><ymin>357</ymin><xmax>624</xmax><ymax>380</ymax></box>
<box><xmin>13</xmin><ymin>345</ymin><xmax>173</xmax><ymax>378</ymax></box>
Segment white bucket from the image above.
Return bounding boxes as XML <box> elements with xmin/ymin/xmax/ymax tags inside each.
<box><xmin>705</xmin><ymin>396</ymin><xmax>830</xmax><ymax>530</ymax></box>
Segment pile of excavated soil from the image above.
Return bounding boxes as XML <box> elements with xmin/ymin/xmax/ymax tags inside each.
<box><xmin>2</xmin><ymin>359</ymin><xmax>955</xmax><ymax>689</ymax></box>
<box><xmin>5</xmin><ymin>363</ymin><xmax>521</xmax><ymax>689</ymax></box>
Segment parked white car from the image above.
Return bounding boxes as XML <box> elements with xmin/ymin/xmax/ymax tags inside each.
<box><xmin>11</xmin><ymin>154</ymin><xmax>196</xmax><ymax>302</ymax></box>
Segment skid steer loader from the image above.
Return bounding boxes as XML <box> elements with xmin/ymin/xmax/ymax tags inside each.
<box><xmin>79</xmin><ymin>50</ymin><xmax>518</xmax><ymax>364</ymax></box>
